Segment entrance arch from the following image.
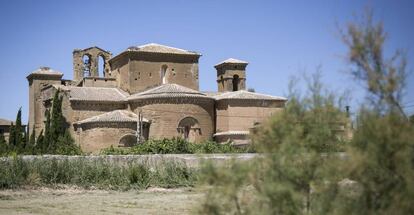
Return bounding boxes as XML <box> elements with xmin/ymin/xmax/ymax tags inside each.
<box><xmin>177</xmin><ymin>117</ymin><xmax>200</xmax><ymax>142</ymax></box>
<box><xmin>119</xmin><ymin>134</ymin><xmax>137</xmax><ymax>147</ymax></box>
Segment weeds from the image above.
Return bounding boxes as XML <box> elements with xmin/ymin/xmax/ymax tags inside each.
<box><xmin>0</xmin><ymin>156</ymin><xmax>197</xmax><ymax>190</ymax></box>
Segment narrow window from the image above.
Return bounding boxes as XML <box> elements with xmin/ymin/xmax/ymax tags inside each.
<box><xmin>233</xmin><ymin>75</ymin><xmax>239</xmax><ymax>91</ymax></box>
<box><xmin>161</xmin><ymin>65</ymin><xmax>168</xmax><ymax>84</ymax></box>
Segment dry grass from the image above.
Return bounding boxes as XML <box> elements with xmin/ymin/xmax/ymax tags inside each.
<box><xmin>0</xmin><ymin>186</ymin><xmax>203</xmax><ymax>215</ymax></box>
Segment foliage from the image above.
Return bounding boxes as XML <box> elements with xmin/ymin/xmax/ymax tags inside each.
<box><xmin>197</xmin><ymin>71</ymin><xmax>349</xmax><ymax>214</ymax></box>
<box><xmin>339</xmin><ymin>9</ymin><xmax>408</xmax><ymax>118</ymax></box>
<box><xmin>7</xmin><ymin>108</ymin><xmax>24</xmax><ymax>152</ymax></box>
<box><xmin>0</xmin><ymin>156</ymin><xmax>196</xmax><ymax>190</ymax></box>
<box><xmin>197</xmin><ymin>9</ymin><xmax>414</xmax><ymax>215</ymax></box>
<box><xmin>0</xmin><ymin>133</ymin><xmax>8</xmax><ymax>155</ymax></box>
<box><xmin>0</xmin><ymin>90</ymin><xmax>81</xmax><ymax>156</ymax></box>
<box><xmin>322</xmin><ymin>10</ymin><xmax>414</xmax><ymax>215</ymax></box>
<box><xmin>100</xmin><ymin>138</ymin><xmax>252</xmax><ymax>155</ymax></box>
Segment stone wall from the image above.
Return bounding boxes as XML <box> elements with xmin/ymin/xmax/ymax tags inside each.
<box><xmin>0</xmin><ymin>154</ymin><xmax>258</xmax><ymax>168</ymax></box>
<box><xmin>110</xmin><ymin>52</ymin><xmax>200</xmax><ymax>94</ymax></box>
<box><xmin>75</xmin><ymin>126</ymin><xmax>137</xmax><ymax>153</ymax></box>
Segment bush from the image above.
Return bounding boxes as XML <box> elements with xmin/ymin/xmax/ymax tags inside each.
<box><xmin>100</xmin><ymin>138</ymin><xmax>252</xmax><ymax>155</ymax></box>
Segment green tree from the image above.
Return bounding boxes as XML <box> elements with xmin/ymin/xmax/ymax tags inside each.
<box><xmin>39</xmin><ymin>90</ymin><xmax>81</xmax><ymax>155</ymax></box>
<box><xmin>8</xmin><ymin>122</ymin><xmax>15</xmax><ymax>149</ymax></box>
<box><xmin>198</xmin><ymin>72</ymin><xmax>349</xmax><ymax>214</ymax></box>
<box><xmin>43</xmin><ymin>109</ymin><xmax>51</xmax><ymax>153</ymax></box>
<box><xmin>8</xmin><ymin>108</ymin><xmax>25</xmax><ymax>151</ymax></box>
<box><xmin>0</xmin><ymin>133</ymin><xmax>8</xmax><ymax>155</ymax></box>
<box><xmin>26</xmin><ymin>127</ymin><xmax>36</xmax><ymax>155</ymax></box>
<box><xmin>323</xmin><ymin>10</ymin><xmax>414</xmax><ymax>215</ymax></box>
<box><xmin>35</xmin><ymin>130</ymin><xmax>45</xmax><ymax>154</ymax></box>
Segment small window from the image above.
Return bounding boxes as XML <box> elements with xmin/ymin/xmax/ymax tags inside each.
<box><xmin>149</xmin><ymin>73</ymin><xmax>152</xmax><ymax>77</ymax></box>
<box><xmin>135</xmin><ymin>78</ymin><xmax>138</xmax><ymax>81</ymax></box>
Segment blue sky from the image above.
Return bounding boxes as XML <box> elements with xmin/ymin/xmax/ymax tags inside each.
<box><xmin>0</xmin><ymin>0</ymin><xmax>413</xmax><ymax>123</ymax></box>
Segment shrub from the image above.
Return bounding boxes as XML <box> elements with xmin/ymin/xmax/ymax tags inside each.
<box><xmin>100</xmin><ymin>138</ymin><xmax>252</xmax><ymax>155</ymax></box>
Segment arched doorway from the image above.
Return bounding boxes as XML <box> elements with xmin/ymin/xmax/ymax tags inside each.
<box><xmin>177</xmin><ymin>117</ymin><xmax>200</xmax><ymax>142</ymax></box>
<box><xmin>119</xmin><ymin>134</ymin><xmax>137</xmax><ymax>147</ymax></box>
<box><xmin>232</xmin><ymin>75</ymin><xmax>239</xmax><ymax>91</ymax></box>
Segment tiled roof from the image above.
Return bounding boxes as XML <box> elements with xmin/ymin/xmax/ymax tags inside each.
<box><xmin>57</xmin><ymin>86</ymin><xmax>129</xmax><ymax>102</ymax></box>
<box><xmin>75</xmin><ymin>110</ymin><xmax>148</xmax><ymax>124</ymax></box>
<box><xmin>215</xmin><ymin>58</ymin><xmax>248</xmax><ymax>67</ymax></box>
<box><xmin>27</xmin><ymin>67</ymin><xmax>63</xmax><ymax>79</ymax></box>
<box><xmin>129</xmin><ymin>84</ymin><xmax>212</xmax><ymax>100</ymax></box>
<box><xmin>213</xmin><ymin>130</ymin><xmax>250</xmax><ymax>136</ymax></box>
<box><xmin>213</xmin><ymin>90</ymin><xmax>287</xmax><ymax>101</ymax></box>
<box><xmin>0</xmin><ymin>118</ymin><xmax>13</xmax><ymax>126</ymax></box>
<box><xmin>127</xmin><ymin>43</ymin><xmax>200</xmax><ymax>55</ymax></box>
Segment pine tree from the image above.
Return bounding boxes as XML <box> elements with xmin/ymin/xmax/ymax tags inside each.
<box><xmin>35</xmin><ymin>130</ymin><xmax>45</xmax><ymax>154</ymax></box>
<box><xmin>43</xmin><ymin>108</ymin><xmax>51</xmax><ymax>152</ymax></box>
<box><xmin>8</xmin><ymin>108</ymin><xmax>25</xmax><ymax>151</ymax></box>
<box><xmin>26</xmin><ymin>127</ymin><xmax>36</xmax><ymax>154</ymax></box>
<box><xmin>8</xmin><ymin>122</ymin><xmax>15</xmax><ymax>149</ymax></box>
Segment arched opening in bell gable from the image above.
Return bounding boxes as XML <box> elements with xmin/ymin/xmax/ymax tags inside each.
<box><xmin>98</xmin><ymin>55</ymin><xmax>106</xmax><ymax>77</ymax></box>
<box><xmin>82</xmin><ymin>55</ymin><xmax>92</xmax><ymax>77</ymax></box>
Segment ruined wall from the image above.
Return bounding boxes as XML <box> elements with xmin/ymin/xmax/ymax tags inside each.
<box><xmin>73</xmin><ymin>47</ymin><xmax>112</xmax><ymax>81</ymax></box>
<box><xmin>130</xmin><ymin>99</ymin><xmax>214</xmax><ymax>142</ymax></box>
<box><xmin>81</xmin><ymin>77</ymin><xmax>117</xmax><ymax>88</ymax></box>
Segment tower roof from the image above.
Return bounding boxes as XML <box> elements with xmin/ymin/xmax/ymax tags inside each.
<box><xmin>126</xmin><ymin>43</ymin><xmax>200</xmax><ymax>56</ymax></box>
<box><xmin>215</xmin><ymin>58</ymin><xmax>248</xmax><ymax>67</ymax></box>
<box><xmin>27</xmin><ymin>67</ymin><xmax>63</xmax><ymax>80</ymax></box>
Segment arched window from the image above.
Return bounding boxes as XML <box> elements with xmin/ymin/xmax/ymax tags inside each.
<box><xmin>177</xmin><ymin>117</ymin><xmax>200</xmax><ymax>142</ymax></box>
<box><xmin>82</xmin><ymin>55</ymin><xmax>91</xmax><ymax>77</ymax></box>
<box><xmin>161</xmin><ymin>65</ymin><xmax>168</xmax><ymax>84</ymax></box>
<box><xmin>233</xmin><ymin>75</ymin><xmax>239</xmax><ymax>91</ymax></box>
<box><xmin>98</xmin><ymin>55</ymin><xmax>106</xmax><ymax>77</ymax></box>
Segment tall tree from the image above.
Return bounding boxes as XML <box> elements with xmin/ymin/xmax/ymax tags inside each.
<box><xmin>327</xmin><ymin>10</ymin><xmax>414</xmax><ymax>214</ymax></box>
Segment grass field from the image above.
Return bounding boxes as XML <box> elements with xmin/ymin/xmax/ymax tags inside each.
<box><xmin>0</xmin><ymin>187</ymin><xmax>203</xmax><ymax>215</ymax></box>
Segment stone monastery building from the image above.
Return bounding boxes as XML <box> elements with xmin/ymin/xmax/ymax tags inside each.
<box><xmin>27</xmin><ymin>44</ymin><xmax>287</xmax><ymax>152</ymax></box>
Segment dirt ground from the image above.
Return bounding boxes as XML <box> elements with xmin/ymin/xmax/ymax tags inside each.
<box><xmin>0</xmin><ymin>187</ymin><xmax>204</xmax><ymax>215</ymax></box>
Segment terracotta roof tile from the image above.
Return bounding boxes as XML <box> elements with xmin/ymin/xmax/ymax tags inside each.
<box><xmin>215</xmin><ymin>58</ymin><xmax>248</xmax><ymax>67</ymax></box>
<box><xmin>75</xmin><ymin>110</ymin><xmax>148</xmax><ymax>124</ymax></box>
<box><xmin>129</xmin><ymin>84</ymin><xmax>212</xmax><ymax>100</ymax></box>
<box><xmin>56</xmin><ymin>86</ymin><xmax>128</xmax><ymax>102</ymax></box>
<box><xmin>0</xmin><ymin>118</ymin><xmax>13</xmax><ymax>126</ymax></box>
<box><xmin>213</xmin><ymin>90</ymin><xmax>287</xmax><ymax>101</ymax></box>
<box><xmin>213</xmin><ymin>130</ymin><xmax>250</xmax><ymax>136</ymax></box>
<box><xmin>127</xmin><ymin>43</ymin><xmax>200</xmax><ymax>55</ymax></box>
